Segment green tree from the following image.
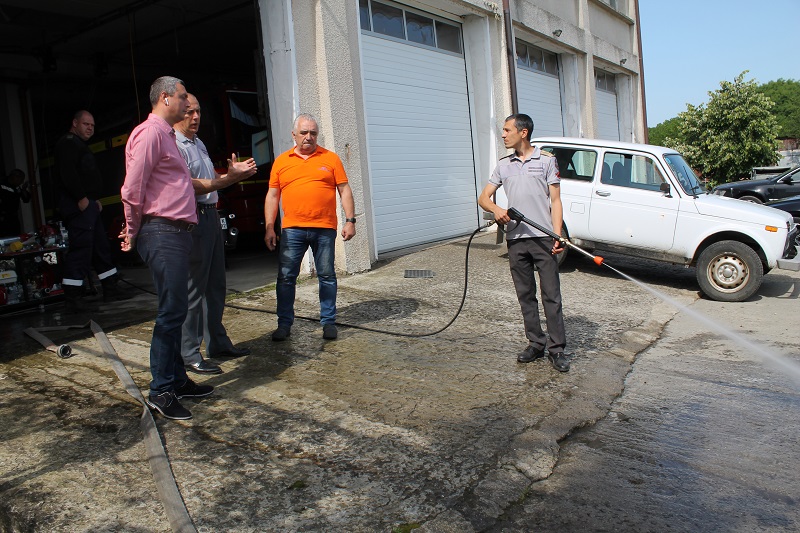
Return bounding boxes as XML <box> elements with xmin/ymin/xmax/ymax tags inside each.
<box><xmin>757</xmin><ymin>78</ymin><xmax>800</xmax><ymax>139</ymax></box>
<box><xmin>648</xmin><ymin>116</ymin><xmax>681</xmax><ymax>146</ymax></box>
<box><xmin>664</xmin><ymin>72</ymin><xmax>781</xmax><ymax>184</ymax></box>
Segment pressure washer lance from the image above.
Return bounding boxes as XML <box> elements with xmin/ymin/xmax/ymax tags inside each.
<box><xmin>504</xmin><ymin>206</ymin><xmax>605</xmax><ymax>266</ymax></box>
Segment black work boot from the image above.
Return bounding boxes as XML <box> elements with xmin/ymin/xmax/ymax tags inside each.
<box><xmin>64</xmin><ymin>285</ymin><xmax>98</xmax><ymax>313</ymax></box>
<box><xmin>101</xmin><ymin>276</ymin><xmax>135</xmax><ymax>302</ymax></box>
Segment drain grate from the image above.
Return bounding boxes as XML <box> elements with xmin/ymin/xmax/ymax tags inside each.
<box><xmin>404</xmin><ymin>269</ymin><xmax>435</xmax><ymax>279</ymax></box>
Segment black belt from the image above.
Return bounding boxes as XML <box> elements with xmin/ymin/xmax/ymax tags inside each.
<box><xmin>142</xmin><ymin>215</ymin><xmax>196</xmax><ymax>232</ymax></box>
<box><xmin>197</xmin><ymin>203</ymin><xmax>217</xmax><ymax>210</ymax></box>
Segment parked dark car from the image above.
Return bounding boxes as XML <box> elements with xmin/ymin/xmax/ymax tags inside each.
<box><xmin>712</xmin><ymin>166</ymin><xmax>800</xmax><ymax>203</ymax></box>
<box><xmin>768</xmin><ymin>195</ymin><xmax>800</xmax><ymax>224</ymax></box>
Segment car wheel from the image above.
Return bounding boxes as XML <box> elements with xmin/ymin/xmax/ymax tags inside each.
<box><xmin>696</xmin><ymin>240</ymin><xmax>763</xmax><ymax>302</ymax></box>
<box><xmin>738</xmin><ymin>195</ymin><xmax>763</xmax><ymax>204</ymax></box>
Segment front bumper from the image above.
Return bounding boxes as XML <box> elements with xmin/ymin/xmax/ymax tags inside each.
<box><xmin>776</xmin><ymin>224</ymin><xmax>800</xmax><ymax>270</ymax></box>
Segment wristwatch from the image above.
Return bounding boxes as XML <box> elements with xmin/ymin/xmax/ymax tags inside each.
<box><xmin>345</xmin><ymin>217</ymin><xmax>357</xmax><ymax>223</ymax></box>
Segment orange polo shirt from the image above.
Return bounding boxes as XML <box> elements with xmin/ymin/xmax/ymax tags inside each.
<box><xmin>269</xmin><ymin>146</ymin><xmax>348</xmax><ymax>229</ymax></box>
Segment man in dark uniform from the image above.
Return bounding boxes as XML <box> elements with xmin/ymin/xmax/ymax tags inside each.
<box><xmin>0</xmin><ymin>169</ymin><xmax>31</xmax><ymax>236</ymax></box>
<box><xmin>55</xmin><ymin>110</ymin><xmax>130</xmax><ymax>311</ymax></box>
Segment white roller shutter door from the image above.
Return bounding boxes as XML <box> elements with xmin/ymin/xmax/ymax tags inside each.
<box><xmin>362</xmin><ymin>34</ymin><xmax>478</xmax><ymax>253</ymax></box>
<box><xmin>517</xmin><ymin>69</ymin><xmax>564</xmax><ymax>137</ymax></box>
<box><xmin>596</xmin><ymin>90</ymin><xmax>620</xmax><ymax>141</ymax></box>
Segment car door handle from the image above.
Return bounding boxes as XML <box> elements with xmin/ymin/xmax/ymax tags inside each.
<box><xmin>595</xmin><ymin>190</ymin><xmax>611</xmax><ymax>197</ymax></box>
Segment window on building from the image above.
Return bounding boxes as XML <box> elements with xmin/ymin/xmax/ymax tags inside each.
<box><xmin>371</xmin><ymin>1</ymin><xmax>405</xmax><ymax>39</ymax></box>
<box><xmin>597</xmin><ymin>0</ymin><xmax>626</xmax><ymax>14</ymax></box>
<box><xmin>359</xmin><ymin>0</ymin><xmax>371</xmax><ymax>32</ymax></box>
<box><xmin>516</xmin><ymin>41</ymin><xmax>559</xmax><ymax>76</ymax></box>
<box><xmin>360</xmin><ymin>0</ymin><xmax>463</xmax><ymax>55</ymax></box>
<box><xmin>435</xmin><ymin>21</ymin><xmax>462</xmax><ymax>54</ymax></box>
<box><xmin>406</xmin><ymin>11</ymin><xmax>435</xmax><ymax>47</ymax></box>
<box><xmin>595</xmin><ymin>69</ymin><xmax>617</xmax><ymax>93</ymax></box>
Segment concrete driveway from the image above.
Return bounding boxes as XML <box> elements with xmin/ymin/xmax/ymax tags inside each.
<box><xmin>1</xmin><ymin>232</ymin><xmax>797</xmax><ymax>531</ymax></box>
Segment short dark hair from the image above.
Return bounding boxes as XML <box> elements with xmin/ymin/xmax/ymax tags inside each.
<box><xmin>72</xmin><ymin>110</ymin><xmax>92</xmax><ymax>122</ymax></box>
<box><xmin>505</xmin><ymin>113</ymin><xmax>534</xmax><ymax>141</ymax></box>
<box><xmin>149</xmin><ymin>76</ymin><xmax>184</xmax><ymax>106</ymax></box>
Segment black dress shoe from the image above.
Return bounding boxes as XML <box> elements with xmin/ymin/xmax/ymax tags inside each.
<box><xmin>210</xmin><ymin>346</ymin><xmax>250</xmax><ymax>358</ymax></box>
<box><xmin>548</xmin><ymin>352</ymin><xmax>570</xmax><ymax>372</ymax></box>
<box><xmin>186</xmin><ymin>359</ymin><xmax>223</xmax><ymax>375</ymax></box>
<box><xmin>517</xmin><ymin>344</ymin><xmax>545</xmax><ymax>363</ymax></box>
<box><xmin>175</xmin><ymin>378</ymin><xmax>214</xmax><ymax>399</ymax></box>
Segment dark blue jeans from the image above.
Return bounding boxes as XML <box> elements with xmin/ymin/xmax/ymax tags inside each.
<box><xmin>276</xmin><ymin>227</ymin><xmax>337</xmax><ymax>328</ymax></box>
<box><xmin>137</xmin><ymin>222</ymin><xmax>192</xmax><ymax>395</ymax></box>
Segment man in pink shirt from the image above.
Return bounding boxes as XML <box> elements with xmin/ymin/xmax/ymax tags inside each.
<box><xmin>120</xmin><ymin>76</ymin><xmax>211</xmax><ymax>420</ymax></box>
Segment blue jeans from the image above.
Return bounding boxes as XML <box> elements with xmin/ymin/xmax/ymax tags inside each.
<box><xmin>276</xmin><ymin>228</ymin><xmax>337</xmax><ymax>327</ymax></box>
<box><xmin>136</xmin><ymin>222</ymin><xmax>193</xmax><ymax>395</ymax></box>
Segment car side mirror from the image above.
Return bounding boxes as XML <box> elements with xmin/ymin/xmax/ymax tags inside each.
<box><xmin>660</xmin><ymin>182</ymin><xmax>672</xmax><ymax>197</ymax></box>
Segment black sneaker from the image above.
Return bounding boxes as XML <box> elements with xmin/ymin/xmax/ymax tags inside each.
<box><xmin>146</xmin><ymin>391</ymin><xmax>192</xmax><ymax>420</ymax></box>
<box><xmin>175</xmin><ymin>378</ymin><xmax>214</xmax><ymax>399</ymax></box>
<box><xmin>322</xmin><ymin>324</ymin><xmax>338</xmax><ymax>340</ymax></box>
<box><xmin>271</xmin><ymin>326</ymin><xmax>291</xmax><ymax>341</ymax></box>
<box><xmin>517</xmin><ymin>344</ymin><xmax>545</xmax><ymax>363</ymax></box>
<box><xmin>547</xmin><ymin>352</ymin><xmax>571</xmax><ymax>373</ymax></box>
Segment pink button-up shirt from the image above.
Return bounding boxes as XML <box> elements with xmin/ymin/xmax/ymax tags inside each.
<box><xmin>121</xmin><ymin>113</ymin><xmax>197</xmax><ymax>238</ymax></box>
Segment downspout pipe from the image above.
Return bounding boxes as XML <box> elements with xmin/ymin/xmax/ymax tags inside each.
<box><xmin>502</xmin><ymin>0</ymin><xmax>519</xmax><ymax>115</ymax></box>
<box><xmin>634</xmin><ymin>0</ymin><xmax>648</xmax><ymax>143</ymax></box>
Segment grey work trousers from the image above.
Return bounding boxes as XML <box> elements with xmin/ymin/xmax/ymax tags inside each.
<box><xmin>180</xmin><ymin>206</ymin><xmax>235</xmax><ymax>364</ymax></box>
<box><xmin>507</xmin><ymin>237</ymin><xmax>566</xmax><ymax>354</ymax></box>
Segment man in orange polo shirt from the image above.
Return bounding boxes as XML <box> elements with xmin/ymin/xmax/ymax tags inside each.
<box><xmin>264</xmin><ymin>113</ymin><xmax>356</xmax><ymax>341</ymax></box>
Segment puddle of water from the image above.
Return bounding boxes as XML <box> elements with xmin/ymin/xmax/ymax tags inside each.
<box><xmin>601</xmin><ymin>263</ymin><xmax>800</xmax><ymax>386</ymax></box>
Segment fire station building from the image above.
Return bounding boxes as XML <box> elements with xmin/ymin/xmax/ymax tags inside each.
<box><xmin>0</xmin><ymin>0</ymin><xmax>645</xmax><ymax>273</ymax></box>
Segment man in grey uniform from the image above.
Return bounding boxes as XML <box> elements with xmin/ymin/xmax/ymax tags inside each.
<box><xmin>176</xmin><ymin>94</ymin><xmax>257</xmax><ymax>374</ymax></box>
<box><xmin>478</xmin><ymin>113</ymin><xmax>570</xmax><ymax>372</ymax></box>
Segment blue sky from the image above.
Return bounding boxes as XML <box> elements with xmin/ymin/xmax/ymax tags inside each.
<box><xmin>638</xmin><ymin>0</ymin><xmax>800</xmax><ymax>126</ymax></box>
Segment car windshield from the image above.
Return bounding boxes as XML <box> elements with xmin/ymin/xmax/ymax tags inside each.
<box><xmin>664</xmin><ymin>154</ymin><xmax>705</xmax><ymax>196</ymax></box>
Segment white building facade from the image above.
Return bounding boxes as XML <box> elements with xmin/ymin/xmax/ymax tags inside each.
<box><xmin>259</xmin><ymin>0</ymin><xmax>646</xmax><ymax>272</ymax></box>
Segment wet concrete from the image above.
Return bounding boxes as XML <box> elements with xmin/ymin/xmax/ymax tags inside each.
<box><xmin>494</xmin><ymin>272</ymin><xmax>800</xmax><ymax>532</ymax></box>
<box><xmin>3</xmin><ymin>231</ymin><xmax>794</xmax><ymax>531</ymax></box>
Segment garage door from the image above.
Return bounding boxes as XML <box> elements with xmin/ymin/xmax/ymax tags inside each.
<box><xmin>515</xmin><ymin>41</ymin><xmax>564</xmax><ymax>137</ymax></box>
<box><xmin>360</xmin><ymin>4</ymin><xmax>478</xmax><ymax>253</ymax></box>
<box><xmin>595</xmin><ymin>69</ymin><xmax>620</xmax><ymax>141</ymax></box>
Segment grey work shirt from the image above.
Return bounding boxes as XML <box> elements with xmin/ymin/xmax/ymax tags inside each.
<box><xmin>175</xmin><ymin>131</ymin><xmax>218</xmax><ymax>204</ymax></box>
<box><xmin>489</xmin><ymin>145</ymin><xmax>560</xmax><ymax>240</ymax></box>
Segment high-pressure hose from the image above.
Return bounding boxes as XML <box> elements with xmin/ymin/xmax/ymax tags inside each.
<box><xmin>119</xmin><ymin>208</ymin><xmax>601</xmax><ymax>338</ymax></box>
<box><xmin>225</xmin><ymin>220</ymin><xmax>496</xmax><ymax>338</ymax></box>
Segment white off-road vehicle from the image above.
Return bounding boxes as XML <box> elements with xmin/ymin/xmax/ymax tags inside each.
<box><xmin>531</xmin><ymin>137</ymin><xmax>800</xmax><ymax>302</ymax></box>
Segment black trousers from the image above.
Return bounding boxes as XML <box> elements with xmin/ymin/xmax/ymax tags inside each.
<box><xmin>60</xmin><ymin>198</ymin><xmax>116</xmax><ymax>287</ymax></box>
<box><xmin>507</xmin><ymin>237</ymin><xmax>566</xmax><ymax>354</ymax></box>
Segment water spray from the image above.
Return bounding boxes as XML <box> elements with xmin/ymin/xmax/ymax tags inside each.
<box><xmin>505</xmin><ymin>207</ymin><xmax>605</xmax><ymax>266</ymax></box>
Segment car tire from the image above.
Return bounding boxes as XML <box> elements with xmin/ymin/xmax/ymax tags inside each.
<box><xmin>696</xmin><ymin>240</ymin><xmax>763</xmax><ymax>302</ymax></box>
<box><xmin>737</xmin><ymin>195</ymin><xmax>763</xmax><ymax>204</ymax></box>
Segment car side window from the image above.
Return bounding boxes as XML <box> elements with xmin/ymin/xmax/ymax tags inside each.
<box><xmin>602</xmin><ymin>152</ymin><xmax>666</xmax><ymax>191</ymax></box>
<box><xmin>540</xmin><ymin>146</ymin><xmax>597</xmax><ymax>182</ymax></box>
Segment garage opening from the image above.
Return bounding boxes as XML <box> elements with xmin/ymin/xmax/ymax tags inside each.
<box><xmin>0</xmin><ymin>0</ymin><xmax>272</xmax><ymax>248</ymax></box>
<box><xmin>359</xmin><ymin>0</ymin><xmax>480</xmax><ymax>254</ymax></box>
